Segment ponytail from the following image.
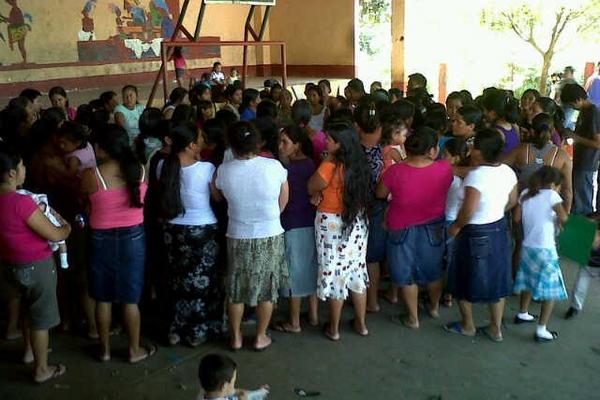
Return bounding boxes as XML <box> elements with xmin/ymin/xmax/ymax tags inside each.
<box><xmin>95</xmin><ymin>124</ymin><xmax>143</xmax><ymax>208</ymax></box>
<box><xmin>355</xmin><ymin>96</ymin><xmax>381</xmax><ymax>134</ymax></box>
<box><xmin>522</xmin><ymin>166</ymin><xmax>563</xmax><ymax>202</ymax></box>
<box><xmin>158</xmin><ymin>122</ymin><xmax>199</xmax><ymax>219</ymax></box>
<box><xmin>531</xmin><ymin>113</ymin><xmax>553</xmax><ymax>149</ymax></box>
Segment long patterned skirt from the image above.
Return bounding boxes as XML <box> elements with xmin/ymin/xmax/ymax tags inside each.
<box><xmin>164</xmin><ymin>223</ymin><xmax>224</xmax><ymax>342</ymax></box>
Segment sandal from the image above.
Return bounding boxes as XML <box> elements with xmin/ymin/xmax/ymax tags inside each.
<box><xmin>273</xmin><ymin>322</ymin><xmax>302</xmax><ymax>334</ymax></box>
<box><xmin>322</xmin><ymin>323</ymin><xmax>340</xmax><ymax>342</ymax></box>
<box><xmin>129</xmin><ymin>343</ymin><xmax>157</xmax><ymax>364</ymax></box>
<box><xmin>34</xmin><ymin>364</ymin><xmax>67</xmax><ymax>384</ymax></box>
<box><xmin>535</xmin><ymin>331</ymin><xmax>558</xmax><ymax>343</ymax></box>
<box><xmin>514</xmin><ymin>314</ymin><xmax>538</xmax><ymax>324</ymax></box>
<box><xmin>444</xmin><ymin>321</ymin><xmax>476</xmax><ymax>337</ymax></box>
<box><xmin>477</xmin><ymin>326</ymin><xmax>503</xmax><ymax>342</ymax></box>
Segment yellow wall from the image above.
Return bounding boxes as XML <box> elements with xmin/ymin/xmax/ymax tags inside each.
<box><xmin>269</xmin><ymin>0</ymin><xmax>355</xmax><ymax>66</ymax></box>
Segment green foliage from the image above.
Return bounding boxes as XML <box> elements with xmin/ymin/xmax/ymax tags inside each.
<box><xmin>359</xmin><ymin>0</ymin><xmax>391</xmax><ymax>24</ymax></box>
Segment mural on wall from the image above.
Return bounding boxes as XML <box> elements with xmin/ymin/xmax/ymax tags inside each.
<box><xmin>77</xmin><ymin>0</ymin><xmax>219</xmax><ymax>63</ymax></box>
<box><xmin>0</xmin><ymin>0</ymin><xmax>33</xmax><ymax>64</ymax></box>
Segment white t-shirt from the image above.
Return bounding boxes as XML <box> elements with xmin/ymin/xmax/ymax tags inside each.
<box><xmin>158</xmin><ymin>161</ymin><xmax>218</xmax><ymax>226</ymax></box>
<box><xmin>211</xmin><ymin>71</ymin><xmax>225</xmax><ymax>83</ymax></box>
<box><xmin>464</xmin><ymin>164</ymin><xmax>517</xmax><ymax>225</ymax></box>
<box><xmin>216</xmin><ymin>157</ymin><xmax>287</xmax><ymax>239</ymax></box>
<box><xmin>445</xmin><ymin>175</ymin><xmax>463</xmax><ymax>222</ymax></box>
<box><xmin>521</xmin><ymin>188</ymin><xmax>563</xmax><ymax>249</ymax></box>
<box><xmin>114</xmin><ymin>103</ymin><xmax>145</xmax><ymax>144</ymax></box>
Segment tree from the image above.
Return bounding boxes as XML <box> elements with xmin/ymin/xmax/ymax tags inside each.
<box><xmin>481</xmin><ymin>0</ymin><xmax>600</xmax><ymax>95</ymax></box>
<box><xmin>358</xmin><ymin>0</ymin><xmax>390</xmax><ymax>55</ymax></box>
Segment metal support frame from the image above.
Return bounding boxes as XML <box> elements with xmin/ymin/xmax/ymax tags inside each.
<box><xmin>148</xmin><ymin>0</ymin><xmax>276</xmax><ymax>107</ymax></box>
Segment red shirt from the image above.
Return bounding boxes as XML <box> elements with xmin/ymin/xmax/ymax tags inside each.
<box><xmin>383</xmin><ymin>160</ymin><xmax>453</xmax><ymax>230</ymax></box>
<box><xmin>0</xmin><ymin>192</ymin><xmax>53</xmax><ymax>264</ymax></box>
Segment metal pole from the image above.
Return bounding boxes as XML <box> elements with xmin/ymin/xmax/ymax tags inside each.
<box><xmin>161</xmin><ymin>42</ymin><xmax>169</xmax><ymax>101</ymax></box>
<box><xmin>258</xmin><ymin>6</ymin><xmax>272</xmax><ymax>41</ymax></box>
<box><xmin>194</xmin><ymin>0</ymin><xmax>207</xmax><ymax>41</ymax></box>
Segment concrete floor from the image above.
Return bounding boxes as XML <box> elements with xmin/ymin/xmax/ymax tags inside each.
<box><xmin>1</xmin><ymin>259</ymin><xmax>599</xmax><ymax>400</ymax></box>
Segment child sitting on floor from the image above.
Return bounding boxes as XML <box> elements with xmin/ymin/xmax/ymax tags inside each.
<box><xmin>513</xmin><ymin>166</ymin><xmax>568</xmax><ymax>342</ymax></box>
<box><xmin>16</xmin><ymin>189</ymin><xmax>69</xmax><ymax>269</ymax></box>
<box><xmin>198</xmin><ymin>354</ymin><xmax>269</xmax><ymax>400</ymax></box>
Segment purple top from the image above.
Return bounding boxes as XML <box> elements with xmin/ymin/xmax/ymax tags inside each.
<box><xmin>496</xmin><ymin>124</ymin><xmax>520</xmax><ymax>156</ymax></box>
<box><xmin>551</xmin><ymin>129</ymin><xmax>562</xmax><ymax>148</ymax></box>
<box><xmin>281</xmin><ymin>158</ymin><xmax>317</xmax><ymax>231</ymax></box>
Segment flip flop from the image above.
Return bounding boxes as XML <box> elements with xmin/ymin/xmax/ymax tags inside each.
<box><xmin>34</xmin><ymin>364</ymin><xmax>67</xmax><ymax>384</ymax></box>
<box><xmin>322</xmin><ymin>323</ymin><xmax>340</xmax><ymax>342</ymax></box>
<box><xmin>534</xmin><ymin>331</ymin><xmax>558</xmax><ymax>343</ymax></box>
<box><xmin>477</xmin><ymin>326</ymin><xmax>503</xmax><ymax>342</ymax></box>
<box><xmin>443</xmin><ymin>321</ymin><xmax>476</xmax><ymax>337</ymax></box>
<box><xmin>129</xmin><ymin>343</ymin><xmax>157</xmax><ymax>364</ymax></box>
<box><xmin>254</xmin><ymin>335</ymin><xmax>273</xmax><ymax>352</ymax></box>
<box><xmin>273</xmin><ymin>322</ymin><xmax>302</xmax><ymax>334</ymax></box>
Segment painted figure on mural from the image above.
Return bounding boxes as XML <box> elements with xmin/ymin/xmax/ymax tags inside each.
<box><xmin>0</xmin><ymin>0</ymin><xmax>32</xmax><ymax>64</ymax></box>
<box><xmin>80</xmin><ymin>0</ymin><xmax>98</xmax><ymax>40</ymax></box>
<box><xmin>150</xmin><ymin>0</ymin><xmax>174</xmax><ymax>38</ymax></box>
<box><xmin>123</xmin><ymin>0</ymin><xmax>147</xmax><ymax>26</ymax></box>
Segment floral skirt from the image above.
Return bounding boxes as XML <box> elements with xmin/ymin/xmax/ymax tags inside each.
<box><xmin>227</xmin><ymin>234</ymin><xmax>289</xmax><ymax>306</ymax></box>
<box><xmin>514</xmin><ymin>246</ymin><xmax>567</xmax><ymax>301</ymax></box>
<box><xmin>315</xmin><ymin>212</ymin><xmax>369</xmax><ymax>300</ymax></box>
<box><xmin>164</xmin><ymin>223</ymin><xmax>224</xmax><ymax>341</ymax></box>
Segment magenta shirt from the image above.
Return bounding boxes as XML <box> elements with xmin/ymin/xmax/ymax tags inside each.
<box><xmin>0</xmin><ymin>192</ymin><xmax>53</xmax><ymax>264</ymax></box>
<box><xmin>383</xmin><ymin>160</ymin><xmax>453</xmax><ymax>230</ymax></box>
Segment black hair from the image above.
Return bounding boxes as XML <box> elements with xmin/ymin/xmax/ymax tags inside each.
<box><xmin>94</xmin><ymin>124</ymin><xmax>144</xmax><ymax>207</ymax></box>
<box><xmin>257</xmin><ymin>100</ymin><xmax>278</xmax><ymax>120</ymax></box>
<box><xmin>0</xmin><ymin>104</ymin><xmax>30</xmax><ymax>145</ymax></box>
<box><xmin>355</xmin><ymin>96</ymin><xmax>381</xmax><ymax>134</ymax></box>
<box><xmin>171</xmin><ymin>104</ymin><xmax>196</xmax><ymax>125</ymax></box>
<box><xmin>100</xmin><ymin>91</ymin><xmax>117</xmax><ymax>107</ymax></box>
<box><xmin>326</xmin><ymin>108</ymin><xmax>354</xmax><ymax>127</ymax></box>
<box><xmin>197</xmin><ymin>100</ymin><xmax>213</xmax><ymax>111</ymax></box>
<box><xmin>8</xmin><ymin>96</ymin><xmax>31</xmax><ymax>110</ymax></box>
<box><xmin>239</xmin><ymin>88</ymin><xmax>260</xmax><ymax>114</ymax></box>
<box><xmin>347</xmin><ymin>78</ymin><xmax>366</xmax><ymax>96</ymax></box>
<box><xmin>405</xmin><ymin>127</ymin><xmax>438</xmax><ymax>156</ymax></box>
<box><xmin>158</xmin><ymin>122</ymin><xmax>198</xmax><ymax>219</ymax></box>
<box><xmin>167</xmin><ymin>87</ymin><xmax>188</xmax><ymax>107</ymax></box>
<box><xmin>75</xmin><ymin>104</ymin><xmax>94</xmax><ymax>127</ymax></box>
<box><xmin>530</xmin><ymin>113</ymin><xmax>553</xmax><ymax>149</ymax></box>
<box><xmin>255</xmin><ymin>117</ymin><xmax>279</xmax><ymax>157</ymax></box>
<box><xmin>521</xmin><ymin>88</ymin><xmax>541</xmax><ymax>101</ymax></box>
<box><xmin>306</xmin><ymin>84</ymin><xmax>323</xmax><ymax>99</ymax></box>
<box><xmin>198</xmin><ymin>354</ymin><xmax>237</xmax><ymax>393</ymax></box>
<box><xmin>560</xmin><ymin>83</ymin><xmax>587</xmax><ymax>105</ymax></box>
<box><xmin>408</xmin><ymin>72</ymin><xmax>427</xmax><ymax>88</ymax></box>
<box><xmin>213</xmin><ymin>61</ymin><xmax>221</xmax><ymax>68</ymax></box>
<box><xmin>56</xmin><ymin>121</ymin><xmax>90</xmax><ymax>150</ymax></box>
<box><xmin>474</xmin><ymin>128</ymin><xmax>504</xmax><ymax>163</ymax></box>
<box><xmin>291</xmin><ymin>99</ymin><xmax>312</xmax><ymax>127</ymax></box>
<box><xmin>202</xmin><ymin>118</ymin><xmax>226</xmax><ymax>164</ymax></box>
<box><xmin>28</xmin><ymin>107</ymin><xmax>66</xmax><ymax>150</ymax></box>
<box><xmin>326</xmin><ymin>126</ymin><xmax>371</xmax><ymax>226</ymax></box>
<box><xmin>228</xmin><ymin>121</ymin><xmax>261</xmax><ymax>157</ymax></box>
<box><xmin>318</xmin><ymin>79</ymin><xmax>331</xmax><ymax>92</ymax></box>
<box><xmin>49</xmin><ymin>86</ymin><xmax>68</xmax><ymax>101</ymax></box>
<box><xmin>459</xmin><ymin>90</ymin><xmax>474</xmax><ymax>105</ymax></box>
<box><xmin>564</xmin><ymin>66</ymin><xmax>574</xmax><ymax>74</ymax></box>
<box><xmin>535</xmin><ymin>97</ymin><xmax>565</xmax><ymax>135</ymax></box>
<box><xmin>189</xmin><ymin>84</ymin><xmax>211</xmax><ymax>106</ymax></box>
<box><xmin>444</xmin><ymin>137</ymin><xmax>468</xmax><ymax>161</ymax></box>
<box><xmin>388</xmin><ymin>88</ymin><xmax>403</xmax><ymax>102</ymax></box>
<box><xmin>224</xmin><ymin>84</ymin><xmax>242</xmax><ymax>100</ymax></box>
<box><xmin>173</xmin><ymin>46</ymin><xmax>183</xmax><ymax>58</ymax></box>
<box><xmin>136</xmin><ymin>107</ymin><xmax>165</xmax><ymax>163</ymax></box>
<box><xmin>482</xmin><ymin>89</ymin><xmax>519</xmax><ymax>124</ymax></box>
<box><xmin>446</xmin><ymin>91</ymin><xmax>464</xmax><ymax>105</ymax></box>
<box><xmin>522</xmin><ymin>166</ymin><xmax>563</xmax><ymax>202</ymax></box>
<box><xmin>424</xmin><ymin>109</ymin><xmax>448</xmax><ymax>134</ymax></box>
<box><xmin>380</xmin><ymin>114</ymin><xmax>406</xmax><ymax>146</ymax></box>
<box><xmin>456</xmin><ymin>105</ymin><xmax>483</xmax><ymax>129</ymax></box>
<box><xmin>0</xmin><ymin>143</ymin><xmax>21</xmax><ymax>183</ymax></box>
<box><xmin>215</xmin><ymin>109</ymin><xmax>238</xmax><ymax>128</ymax></box>
<box><xmin>19</xmin><ymin>88</ymin><xmax>41</xmax><ymax>102</ymax></box>
<box><xmin>392</xmin><ymin>100</ymin><xmax>416</xmax><ymax>123</ymax></box>
<box><xmin>282</xmin><ymin>124</ymin><xmax>313</xmax><ymax>158</ymax></box>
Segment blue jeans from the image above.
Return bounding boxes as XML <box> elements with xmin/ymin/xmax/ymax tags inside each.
<box><xmin>573</xmin><ymin>169</ymin><xmax>597</xmax><ymax>215</ymax></box>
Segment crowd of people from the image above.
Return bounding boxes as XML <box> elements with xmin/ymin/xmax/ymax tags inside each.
<box><xmin>1</xmin><ymin>63</ymin><xmax>600</xmax><ymax>390</ymax></box>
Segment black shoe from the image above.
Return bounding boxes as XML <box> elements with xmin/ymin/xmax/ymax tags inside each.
<box><xmin>565</xmin><ymin>307</ymin><xmax>579</xmax><ymax>320</ymax></box>
<box><xmin>513</xmin><ymin>314</ymin><xmax>538</xmax><ymax>324</ymax></box>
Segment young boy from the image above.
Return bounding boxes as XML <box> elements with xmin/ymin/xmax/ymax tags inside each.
<box><xmin>210</xmin><ymin>62</ymin><xmax>226</xmax><ymax>85</ymax></box>
<box><xmin>565</xmin><ymin>213</ymin><xmax>600</xmax><ymax>319</ymax></box>
<box><xmin>198</xmin><ymin>354</ymin><xmax>269</xmax><ymax>400</ymax></box>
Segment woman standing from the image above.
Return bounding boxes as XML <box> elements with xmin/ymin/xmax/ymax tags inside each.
<box><xmin>81</xmin><ymin>125</ymin><xmax>154</xmax><ymax>362</ymax></box>
<box><xmin>376</xmin><ymin>130</ymin><xmax>453</xmax><ymax>328</ymax></box>
<box><xmin>446</xmin><ymin>129</ymin><xmax>518</xmax><ymax>342</ymax></box>
<box><xmin>215</xmin><ymin>122</ymin><xmax>289</xmax><ymax>351</ymax></box>
<box><xmin>276</xmin><ymin>125</ymin><xmax>319</xmax><ymax>332</ymax></box>
<box><xmin>158</xmin><ymin>122</ymin><xmax>224</xmax><ymax>347</ymax></box>
<box><xmin>0</xmin><ymin>146</ymin><xmax>71</xmax><ymax>383</ymax></box>
<box><xmin>308</xmin><ymin>121</ymin><xmax>371</xmax><ymax>341</ymax></box>
<box><xmin>482</xmin><ymin>89</ymin><xmax>521</xmax><ymax>156</ymax></box>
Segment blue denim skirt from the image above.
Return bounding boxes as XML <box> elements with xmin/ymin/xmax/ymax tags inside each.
<box><xmin>387</xmin><ymin>217</ymin><xmax>446</xmax><ymax>286</ymax></box>
<box><xmin>366</xmin><ymin>200</ymin><xmax>388</xmax><ymax>263</ymax></box>
<box><xmin>90</xmin><ymin>224</ymin><xmax>146</xmax><ymax>304</ymax></box>
<box><xmin>448</xmin><ymin>217</ymin><xmax>512</xmax><ymax>303</ymax></box>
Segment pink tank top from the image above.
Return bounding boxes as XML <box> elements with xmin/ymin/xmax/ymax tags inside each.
<box><xmin>89</xmin><ymin>167</ymin><xmax>147</xmax><ymax>230</ymax></box>
<box><xmin>67</xmin><ymin>142</ymin><xmax>97</xmax><ymax>175</ymax></box>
